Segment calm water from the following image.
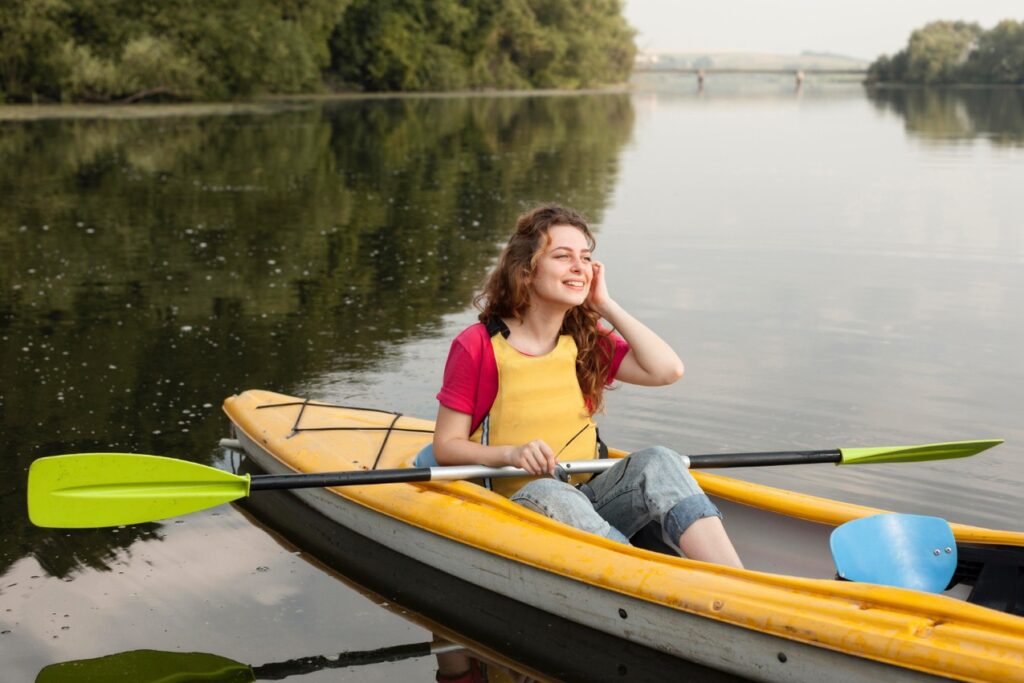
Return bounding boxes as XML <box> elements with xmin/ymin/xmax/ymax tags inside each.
<box><xmin>2</xmin><ymin>84</ymin><xmax>1022</xmax><ymax>681</ymax></box>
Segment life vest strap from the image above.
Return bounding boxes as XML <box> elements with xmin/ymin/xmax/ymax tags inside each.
<box><xmin>485</xmin><ymin>316</ymin><xmax>511</xmax><ymax>339</ymax></box>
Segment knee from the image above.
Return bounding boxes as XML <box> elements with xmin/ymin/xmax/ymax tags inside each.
<box><xmin>632</xmin><ymin>445</ymin><xmax>678</xmax><ymax>460</ymax></box>
<box><xmin>628</xmin><ymin>445</ymin><xmax>707</xmax><ymax>502</ymax></box>
<box><xmin>629</xmin><ymin>446</ymin><xmax>684</xmax><ymax>473</ymax></box>
<box><xmin>514</xmin><ymin>477</ymin><xmax>575</xmax><ymax>499</ymax></box>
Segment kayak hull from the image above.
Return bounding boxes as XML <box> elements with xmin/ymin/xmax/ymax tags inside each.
<box><xmin>224</xmin><ymin>390</ymin><xmax>1024</xmax><ymax>682</ymax></box>
<box><xmin>231</xmin><ymin>424</ymin><xmax>937</xmax><ymax>682</ymax></box>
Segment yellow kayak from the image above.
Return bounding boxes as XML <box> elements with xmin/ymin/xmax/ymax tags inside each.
<box><xmin>223</xmin><ymin>389</ymin><xmax>1024</xmax><ymax>682</ymax></box>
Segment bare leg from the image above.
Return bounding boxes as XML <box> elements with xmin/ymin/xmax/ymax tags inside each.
<box><xmin>436</xmin><ymin>651</ymin><xmax>472</xmax><ymax>680</ymax></box>
<box><xmin>677</xmin><ymin>516</ymin><xmax>743</xmax><ymax>568</ymax></box>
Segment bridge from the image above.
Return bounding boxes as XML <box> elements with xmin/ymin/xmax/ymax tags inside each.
<box><xmin>633</xmin><ymin>66</ymin><xmax>867</xmax><ymax>86</ymax></box>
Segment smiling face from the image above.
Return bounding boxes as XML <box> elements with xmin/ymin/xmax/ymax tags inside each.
<box><xmin>529</xmin><ymin>224</ymin><xmax>593</xmax><ymax>310</ymax></box>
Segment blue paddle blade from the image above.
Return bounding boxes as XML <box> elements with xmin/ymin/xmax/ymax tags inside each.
<box><xmin>830</xmin><ymin>513</ymin><xmax>957</xmax><ymax>593</ymax></box>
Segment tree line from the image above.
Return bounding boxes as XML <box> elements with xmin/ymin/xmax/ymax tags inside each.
<box><xmin>867</xmin><ymin>19</ymin><xmax>1024</xmax><ymax>85</ymax></box>
<box><xmin>0</xmin><ymin>0</ymin><xmax>636</xmax><ymax>103</ymax></box>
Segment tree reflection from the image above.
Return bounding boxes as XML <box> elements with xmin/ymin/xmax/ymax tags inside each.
<box><xmin>0</xmin><ymin>93</ymin><xmax>634</xmax><ymax>576</ymax></box>
<box><xmin>866</xmin><ymin>87</ymin><xmax>1024</xmax><ymax>146</ymax></box>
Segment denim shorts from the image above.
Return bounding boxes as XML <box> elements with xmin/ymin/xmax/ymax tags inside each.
<box><xmin>510</xmin><ymin>446</ymin><xmax>721</xmax><ymax>555</ymax></box>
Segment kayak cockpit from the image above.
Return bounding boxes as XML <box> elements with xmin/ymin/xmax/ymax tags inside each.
<box><xmin>950</xmin><ymin>542</ymin><xmax>1024</xmax><ymax>615</ymax></box>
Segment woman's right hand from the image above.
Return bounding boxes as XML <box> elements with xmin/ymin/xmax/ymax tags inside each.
<box><xmin>507</xmin><ymin>440</ymin><xmax>557</xmax><ymax>475</ymax></box>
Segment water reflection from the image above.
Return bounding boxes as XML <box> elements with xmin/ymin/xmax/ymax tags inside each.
<box><xmin>37</xmin><ymin>640</ymin><xmax>466</xmax><ymax>682</ymax></box>
<box><xmin>232</xmin><ymin>473</ymin><xmax>742</xmax><ymax>682</ymax></box>
<box><xmin>37</xmin><ymin>642</ymin><xmax>564</xmax><ymax>682</ymax></box>
<box><xmin>0</xmin><ymin>94</ymin><xmax>634</xmax><ymax>581</ymax></box>
<box><xmin>867</xmin><ymin>87</ymin><xmax>1024</xmax><ymax>145</ymax></box>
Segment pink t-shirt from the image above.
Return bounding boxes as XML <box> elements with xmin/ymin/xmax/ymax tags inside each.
<box><xmin>436</xmin><ymin>322</ymin><xmax>631</xmax><ymax>433</ymax></box>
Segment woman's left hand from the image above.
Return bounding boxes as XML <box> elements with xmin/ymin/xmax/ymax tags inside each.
<box><xmin>587</xmin><ymin>260</ymin><xmax>615</xmax><ymax>315</ymax></box>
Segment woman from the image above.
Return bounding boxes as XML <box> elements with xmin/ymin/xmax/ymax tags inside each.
<box><xmin>427</xmin><ymin>204</ymin><xmax>742</xmax><ymax>568</ymax></box>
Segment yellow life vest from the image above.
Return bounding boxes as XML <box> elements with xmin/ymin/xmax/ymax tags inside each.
<box><xmin>470</xmin><ymin>330</ymin><xmax>598</xmax><ymax>497</ymax></box>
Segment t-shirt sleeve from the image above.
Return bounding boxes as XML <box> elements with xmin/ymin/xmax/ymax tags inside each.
<box><xmin>604</xmin><ymin>331</ymin><xmax>630</xmax><ymax>384</ymax></box>
<box><xmin>436</xmin><ymin>338</ymin><xmax>479</xmax><ymax>416</ymax></box>
<box><xmin>436</xmin><ymin>323</ymin><xmax>498</xmax><ymax>435</ymax></box>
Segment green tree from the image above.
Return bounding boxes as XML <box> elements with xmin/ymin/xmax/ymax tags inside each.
<box><xmin>60</xmin><ymin>35</ymin><xmax>202</xmax><ymax>101</ymax></box>
<box><xmin>328</xmin><ymin>0</ymin><xmax>476</xmax><ymax>91</ymax></box>
<box><xmin>1</xmin><ymin>0</ymin><xmax>635</xmax><ymax>101</ymax></box>
<box><xmin>2</xmin><ymin>0</ymin><xmax>351</xmax><ymax>102</ymax></box>
<box><xmin>0</xmin><ymin>0</ymin><xmax>70</xmax><ymax>102</ymax></box>
<box><xmin>328</xmin><ymin>0</ymin><xmax>635</xmax><ymax>91</ymax></box>
<box><xmin>865</xmin><ymin>54</ymin><xmax>892</xmax><ymax>83</ymax></box>
<box><xmin>83</xmin><ymin>0</ymin><xmax>349</xmax><ymax>100</ymax></box>
<box><xmin>867</xmin><ymin>50</ymin><xmax>912</xmax><ymax>83</ymax></box>
<box><xmin>962</xmin><ymin>19</ymin><xmax>1024</xmax><ymax>84</ymax></box>
<box><xmin>865</xmin><ymin>19</ymin><xmax>1024</xmax><ymax>85</ymax></box>
<box><xmin>904</xmin><ymin>21</ymin><xmax>983</xmax><ymax>84</ymax></box>
<box><xmin>157</xmin><ymin>0</ymin><xmax>349</xmax><ymax>98</ymax></box>
<box><xmin>529</xmin><ymin>0</ymin><xmax>637</xmax><ymax>88</ymax></box>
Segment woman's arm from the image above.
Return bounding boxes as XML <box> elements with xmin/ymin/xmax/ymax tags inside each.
<box><xmin>433</xmin><ymin>404</ymin><xmax>557</xmax><ymax>475</ymax></box>
<box><xmin>588</xmin><ymin>261</ymin><xmax>684</xmax><ymax>387</ymax></box>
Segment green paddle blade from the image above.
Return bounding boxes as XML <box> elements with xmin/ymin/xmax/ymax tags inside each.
<box><xmin>28</xmin><ymin>453</ymin><xmax>250</xmax><ymax>529</ymax></box>
<box><xmin>36</xmin><ymin>649</ymin><xmax>253</xmax><ymax>683</ymax></box>
<box><xmin>839</xmin><ymin>439</ymin><xmax>1003</xmax><ymax>465</ymax></box>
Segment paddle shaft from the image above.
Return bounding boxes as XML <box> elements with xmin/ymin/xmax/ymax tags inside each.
<box><xmin>252</xmin><ymin>467</ymin><xmax>433</xmax><ymax>490</ymax></box>
<box><xmin>689</xmin><ymin>449</ymin><xmax>841</xmax><ymax>468</ymax></box>
<box><xmin>250</xmin><ymin>462</ymin><xmax>597</xmax><ymax>490</ymax></box>
<box><xmin>247</xmin><ymin>449</ymin><xmax>843</xmax><ymax>491</ymax></box>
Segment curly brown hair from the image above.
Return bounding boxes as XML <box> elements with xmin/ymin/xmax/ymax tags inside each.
<box><xmin>475</xmin><ymin>205</ymin><xmax>615</xmax><ymax>413</ymax></box>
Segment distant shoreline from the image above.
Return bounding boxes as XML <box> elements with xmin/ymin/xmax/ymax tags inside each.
<box><xmin>6</xmin><ymin>81</ymin><xmax>1022</xmax><ymax>122</ymax></box>
<box><xmin>0</xmin><ymin>85</ymin><xmax>632</xmax><ymax>122</ymax></box>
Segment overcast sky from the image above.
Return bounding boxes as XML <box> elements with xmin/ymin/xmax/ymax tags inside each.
<box><xmin>623</xmin><ymin>0</ymin><xmax>1023</xmax><ymax>60</ymax></box>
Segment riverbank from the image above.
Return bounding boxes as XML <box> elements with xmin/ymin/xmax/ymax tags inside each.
<box><xmin>0</xmin><ymin>85</ymin><xmax>632</xmax><ymax>122</ymax></box>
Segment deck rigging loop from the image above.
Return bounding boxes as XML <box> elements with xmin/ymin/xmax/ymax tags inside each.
<box><xmin>257</xmin><ymin>399</ymin><xmax>435</xmax><ymax>469</ymax></box>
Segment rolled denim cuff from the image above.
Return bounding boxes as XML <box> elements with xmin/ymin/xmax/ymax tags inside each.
<box><xmin>663</xmin><ymin>493</ymin><xmax>721</xmax><ymax>541</ymax></box>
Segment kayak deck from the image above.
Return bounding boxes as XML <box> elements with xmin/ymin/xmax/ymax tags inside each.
<box><xmin>224</xmin><ymin>389</ymin><xmax>1024</xmax><ymax>682</ymax></box>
